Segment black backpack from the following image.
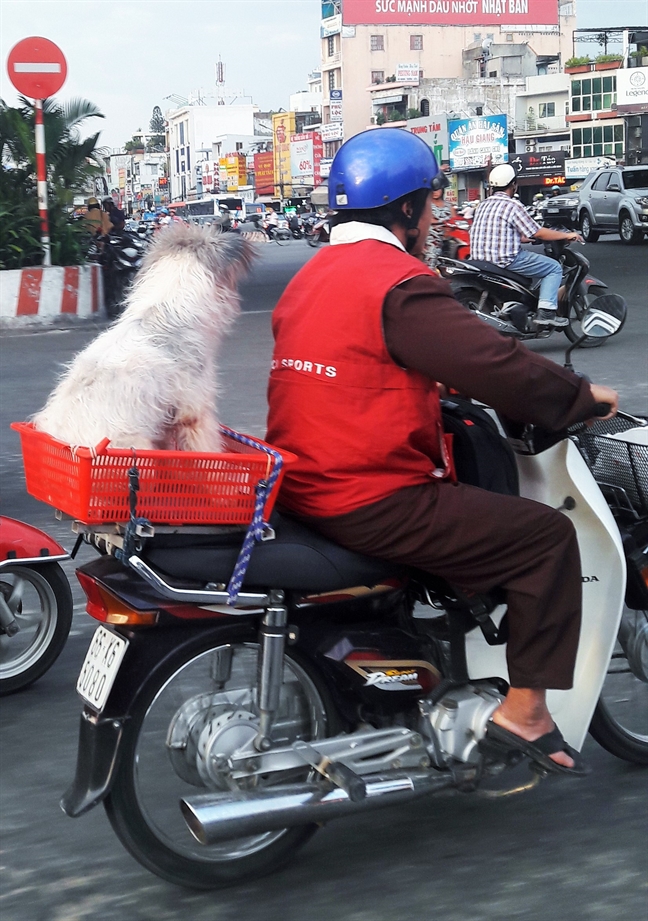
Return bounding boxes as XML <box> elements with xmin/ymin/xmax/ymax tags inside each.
<box><xmin>441</xmin><ymin>398</ymin><xmax>519</xmax><ymax>496</ymax></box>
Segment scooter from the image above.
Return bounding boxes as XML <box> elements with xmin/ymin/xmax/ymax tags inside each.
<box><xmin>438</xmin><ymin>238</ymin><xmax>626</xmax><ymax>348</ymax></box>
<box><xmin>0</xmin><ymin>517</ymin><xmax>73</xmax><ymax>695</ymax></box>
<box><xmin>305</xmin><ymin>215</ymin><xmax>330</xmax><ymax>247</ymax></box>
<box><xmin>21</xmin><ymin>303</ymin><xmax>644</xmax><ymax>889</ymax></box>
<box><xmin>441</xmin><ymin>214</ymin><xmax>472</xmax><ymax>260</ymax></box>
<box><xmin>101</xmin><ymin>230</ymin><xmax>146</xmax><ymax>319</ymax></box>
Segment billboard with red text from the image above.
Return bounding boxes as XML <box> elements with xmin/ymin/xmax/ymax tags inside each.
<box><xmin>342</xmin><ymin>0</ymin><xmax>559</xmax><ymax>27</ymax></box>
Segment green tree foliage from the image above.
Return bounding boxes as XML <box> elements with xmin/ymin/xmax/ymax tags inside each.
<box><xmin>0</xmin><ymin>95</ymin><xmax>106</xmax><ymax>268</ymax></box>
<box><xmin>147</xmin><ymin>106</ymin><xmax>166</xmax><ymax>152</ymax></box>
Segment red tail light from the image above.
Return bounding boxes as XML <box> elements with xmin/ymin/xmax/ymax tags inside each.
<box><xmin>76</xmin><ymin>571</ymin><xmax>158</xmax><ymax>625</ymax></box>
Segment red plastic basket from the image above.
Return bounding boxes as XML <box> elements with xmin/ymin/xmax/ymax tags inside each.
<box><xmin>11</xmin><ymin>422</ymin><xmax>296</xmax><ymax>526</ymax></box>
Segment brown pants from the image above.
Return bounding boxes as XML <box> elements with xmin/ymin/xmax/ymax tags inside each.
<box><xmin>294</xmin><ymin>482</ymin><xmax>582</xmax><ymax>690</ymax></box>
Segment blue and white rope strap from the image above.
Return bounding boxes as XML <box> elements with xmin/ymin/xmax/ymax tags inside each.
<box><xmin>220</xmin><ymin>426</ymin><xmax>284</xmax><ymax>604</ymax></box>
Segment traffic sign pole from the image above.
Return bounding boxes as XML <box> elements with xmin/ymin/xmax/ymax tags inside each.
<box><xmin>34</xmin><ymin>99</ymin><xmax>51</xmax><ymax>266</ymax></box>
<box><xmin>7</xmin><ymin>37</ymin><xmax>67</xmax><ymax>267</ymax></box>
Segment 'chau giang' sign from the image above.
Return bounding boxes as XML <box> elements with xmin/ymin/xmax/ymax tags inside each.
<box><xmin>448</xmin><ymin>115</ymin><xmax>508</xmax><ymax>169</ymax></box>
<box><xmin>342</xmin><ymin>0</ymin><xmax>558</xmax><ymax>25</ymax></box>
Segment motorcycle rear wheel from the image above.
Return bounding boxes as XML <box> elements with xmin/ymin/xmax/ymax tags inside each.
<box><xmin>0</xmin><ymin>563</ymin><xmax>73</xmax><ymax>695</ymax></box>
<box><xmin>104</xmin><ymin>631</ymin><xmax>339</xmax><ymax>888</ymax></box>
<box><xmin>453</xmin><ymin>286</ymin><xmax>487</xmax><ymax>312</ymax></box>
<box><xmin>589</xmin><ymin>607</ymin><xmax>648</xmax><ymax>765</ymax></box>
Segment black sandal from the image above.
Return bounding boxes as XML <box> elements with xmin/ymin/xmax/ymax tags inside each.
<box><xmin>485</xmin><ymin>721</ymin><xmax>591</xmax><ymax>777</ymax></box>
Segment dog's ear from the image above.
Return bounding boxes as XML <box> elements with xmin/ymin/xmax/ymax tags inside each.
<box><xmin>211</xmin><ymin>232</ymin><xmax>256</xmax><ymax>287</ymax></box>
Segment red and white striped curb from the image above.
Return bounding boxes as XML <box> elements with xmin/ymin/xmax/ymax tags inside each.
<box><xmin>0</xmin><ymin>265</ymin><xmax>104</xmax><ymax>322</ymax></box>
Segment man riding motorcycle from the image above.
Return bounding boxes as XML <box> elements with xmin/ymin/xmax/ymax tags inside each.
<box><xmin>470</xmin><ymin>164</ymin><xmax>582</xmax><ymax>328</ymax></box>
<box><xmin>266</xmin><ymin>129</ymin><xmax>617</xmax><ymax>776</ymax></box>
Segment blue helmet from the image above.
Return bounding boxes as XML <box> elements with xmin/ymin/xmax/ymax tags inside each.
<box><xmin>328</xmin><ymin>128</ymin><xmax>443</xmax><ymax>211</ymax></box>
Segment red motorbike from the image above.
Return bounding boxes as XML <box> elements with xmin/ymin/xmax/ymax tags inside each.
<box><xmin>441</xmin><ymin>214</ymin><xmax>472</xmax><ymax>261</ymax></box>
<box><xmin>0</xmin><ymin>517</ymin><xmax>73</xmax><ymax>694</ymax></box>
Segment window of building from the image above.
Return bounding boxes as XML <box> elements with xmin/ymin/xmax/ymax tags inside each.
<box><xmin>572</xmin><ymin>123</ymin><xmax>623</xmax><ymax>158</ymax></box>
<box><xmin>327</xmin><ymin>35</ymin><xmax>335</xmax><ymax>56</ymax></box>
<box><xmin>410</xmin><ymin>35</ymin><xmax>423</xmax><ymax>50</ymax></box>
<box><xmin>571</xmin><ymin>75</ymin><xmax>616</xmax><ymax>113</ymax></box>
<box><xmin>186</xmin><ymin>147</ymin><xmax>190</xmax><ymax>171</ymax></box>
<box><xmin>473</xmin><ymin>33</ymin><xmax>481</xmax><ymax>41</ymax></box>
<box><xmin>236</xmin><ymin>142</ymin><xmax>243</xmax><ymax>151</ymax></box>
<box><xmin>538</xmin><ymin>102</ymin><xmax>556</xmax><ymax>118</ymax></box>
<box><xmin>420</xmin><ymin>98</ymin><xmax>430</xmax><ymax>116</ymax></box>
<box><xmin>328</xmin><ymin>69</ymin><xmax>336</xmax><ymax>91</ymax></box>
<box><xmin>371</xmin><ymin>70</ymin><xmax>385</xmax><ymax>84</ymax></box>
<box><xmin>181</xmin><ymin>160</ymin><xmax>185</xmax><ymax>173</ymax></box>
<box><xmin>175</xmin><ymin>150</ymin><xmax>179</xmax><ymax>172</ymax></box>
<box><xmin>370</xmin><ymin>34</ymin><xmax>384</xmax><ymax>51</ymax></box>
<box><xmin>179</xmin><ymin>122</ymin><xmax>185</xmax><ymax>145</ymax></box>
<box><xmin>489</xmin><ymin>71</ymin><xmax>497</xmax><ymax>77</ymax></box>
<box><xmin>506</xmin><ymin>33</ymin><xmax>514</xmax><ymax>41</ymax></box>
<box><xmin>486</xmin><ymin>33</ymin><xmax>494</xmax><ymax>39</ymax></box>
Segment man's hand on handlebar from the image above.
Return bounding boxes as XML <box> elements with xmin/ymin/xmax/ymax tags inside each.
<box><xmin>588</xmin><ymin>384</ymin><xmax>619</xmax><ymax>422</ymax></box>
<box><xmin>565</xmin><ymin>231</ymin><xmax>584</xmax><ymax>245</ymax></box>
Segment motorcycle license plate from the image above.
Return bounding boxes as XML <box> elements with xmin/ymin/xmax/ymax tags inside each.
<box><xmin>76</xmin><ymin>626</ymin><xmax>128</xmax><ymax>712</ymax></box>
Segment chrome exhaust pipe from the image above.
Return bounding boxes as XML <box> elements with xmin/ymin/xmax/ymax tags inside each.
<box><xmin>181</xmin><ymin>771</ymin><xmax>452</xmax><ymax>845</ymax></box>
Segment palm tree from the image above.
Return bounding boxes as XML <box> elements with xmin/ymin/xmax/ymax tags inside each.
<box><xmin>0</xmin><ymin>95</ymin><xmax>106</xmax><ymax>267</ymax></box>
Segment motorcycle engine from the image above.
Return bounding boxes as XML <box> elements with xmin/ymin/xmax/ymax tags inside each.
<box><xmin>423</xmin><ymin>684</ymin><xmax>503</xmax><ymax>765</ymax></box>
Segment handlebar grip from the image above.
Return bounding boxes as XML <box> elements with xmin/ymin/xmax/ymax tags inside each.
<box><xmin>592</xmin><ymin>402</ymin><xmax>612</xmax><ymax>417</ymax></box>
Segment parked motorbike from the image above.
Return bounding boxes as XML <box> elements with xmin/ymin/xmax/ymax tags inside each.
<box><xmin>438</xmin><ymin>238</ymin><xmax>627</xmax><ymax>348</ymax></box>
<box><xmin>41</xmin><ymin>301</ymin><xmax>646</xmax><ymax>889</ymax></box>
<box><xmin>102</xmin><ymin>230</ymin><xmax>146</xmax><ymax>318</ymax></box>
<box><xmin>0</xmin><ymin>517</ymin><xmax>73</xmax><ymax>695</ymax></box>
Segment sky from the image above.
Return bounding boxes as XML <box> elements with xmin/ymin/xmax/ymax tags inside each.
<box><xmin>1</xmin><ymin>0</ymin><xmax>647</xmax><ymax>152</ymax></box>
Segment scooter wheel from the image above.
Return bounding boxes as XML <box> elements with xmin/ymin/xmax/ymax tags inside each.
<box><xmin>0</xmin><ymin>563</ymin><xmax>73</xmax><ymax>695</ymax></box>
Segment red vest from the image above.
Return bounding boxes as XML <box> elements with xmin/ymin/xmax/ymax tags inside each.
<box><xmin>266</xmin><ymin>239</ymin><xmax>452</xmax><ymax>517</ymax></box>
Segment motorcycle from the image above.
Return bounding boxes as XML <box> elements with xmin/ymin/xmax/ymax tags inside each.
<box><xmin>24</xmin><ymin>303</ymin><xmax>644</xmax><ymax>889</ymax></box>
<box><xmin>101</xmin><ymin>230</ymin><xmax>146</xmax><ymax>318</ymax></box>
<box><xmin>0</xmin><ymin>517</ymin><xmax>73</xmax><ymax>695</ymax></box>
<box><xmin>441</xmin><ymin>214</ymin><xmax>472</xmax><ymax>261</ymax></box>
<box><xmin>304</xmin><ymin>215</ymin><xmax>330</xmax><ymax>247</ymax></box>
<box><xmin>438</xmin><ymin>238</ymin><xmax>627</xmax><ymax>348</ymax></box>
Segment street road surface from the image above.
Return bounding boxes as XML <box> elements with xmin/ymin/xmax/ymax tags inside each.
<box><xmin>0</xmin><ymin>237</ymin><xmax>646</xmax><ymax>921</ymax></box>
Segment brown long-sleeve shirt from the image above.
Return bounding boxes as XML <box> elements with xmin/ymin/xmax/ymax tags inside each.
<box><xmin>382</xmin><ymin>274</ymin><xmax>596</xmax><ymax>430</ymax></box>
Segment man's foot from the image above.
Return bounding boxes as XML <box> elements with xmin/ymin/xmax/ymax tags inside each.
<box><xmin>536</xmin><ymin>308</ymin><xmax>569</xmax><ymax>328</ymax></box>
<box><xmin>486</xmin><ymin>718</ymin><xmax>590</xmax><ymax>777</ymax></box>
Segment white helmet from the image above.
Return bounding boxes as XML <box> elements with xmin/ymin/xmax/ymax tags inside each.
<box><xmin>489</xmin><ymin>164</ymin><xmax>516</xmax><ymax>189</ymax></box>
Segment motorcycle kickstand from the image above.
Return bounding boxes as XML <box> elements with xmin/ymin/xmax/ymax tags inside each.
<box><xmin>253</xmin><ymin>589</ymin><xmax>288</xmax><ymax>752</ymax></box>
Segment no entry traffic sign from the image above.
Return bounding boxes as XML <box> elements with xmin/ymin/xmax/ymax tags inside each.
<box><xmin>7</xmin><ymin>36</ymin><xmax>67</xmax><ymax>99</ymax></box>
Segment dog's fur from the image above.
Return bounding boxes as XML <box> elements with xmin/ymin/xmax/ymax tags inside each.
<box><xmin>33</xmin><ymin>224</ymin><xmax>254</xmax><ymax>452</ymax></box>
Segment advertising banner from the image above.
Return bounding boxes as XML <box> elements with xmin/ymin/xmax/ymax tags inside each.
<box><xmin>448</xmin><ymin>115</ymin><xmax>508</xmax><ymax>169</ymax></box>
<box><xmin>219</xmin><ymin>158</ymin><xmax>228</xmax><ymax>191</ymax></box>
<box><xmin>406</xmin><ymin>114</ymin><xmax>448</xmax><ymax>162</ymax></box>
<box><xmin>200</xmin><ymin>160</ymin><xmax>219</xmax><ymax>193</ymax></box>
<box><xmin>396</xmin><ymin>63</ymin><xmax>420</xmax><ymax>85</ymax></box>
<box><xmin>254</xmin><ymin>151</ymin><xmax>275</xmax><ymax>196</ymax></box>
<box><xmin>564</xmin><ymin>155</ymin><xmax>615</xmax><ymax>180</ymax></box>
<box><xmin>273</xmin><ymin>112</ymin><xmax>296</xmax><ymax>197</ymax></box>
<box><xmin>509</xmin><ymin>150</ymin><xmax>565</xmax><ymax>179</ymax></box>
<box><xmin>290</xmin><ymin>132</ymin><xmax>323</xmax><ymax>185</ymax></box>
<box><xmin>616</xmin><ymin>66</ymin><xmax>648</xmax><ymax>110</ymax></box>
<box><xmin>330</xmin><ymin>88</ymin><xmax>343</xmax><ymax>121</ymax></box>
<box><xmin>342</xmin><ymin>0</ymin><xmax>559</xmax><ymax>26</ymax></box>
<box><xmin>225</xmin><ymin>153</ymin><xmax>247</xmax><ymax>191</ymax></box>
<box><xmin>321</xmin><ymin>122</ymin><xmax>344</xmax><ymax>141</ymax></box>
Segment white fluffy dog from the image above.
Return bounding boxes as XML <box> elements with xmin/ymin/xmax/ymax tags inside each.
<box><xmin>33</xmin><ymin>224</ymin><xmax>254</xmax><ymax>452</ymax></box>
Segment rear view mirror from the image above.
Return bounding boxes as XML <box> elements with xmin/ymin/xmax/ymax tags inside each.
<box><xmin>607</xmin><ymin>183</ymin><xmax>621</xmax><ymax>192</ymax></box>
<box><xmin>580</xmin><ymin>296</ymin><xmax>627</xmax><ymax>338</ymax></box>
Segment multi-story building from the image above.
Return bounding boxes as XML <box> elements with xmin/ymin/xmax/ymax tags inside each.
<box><xmin>166</xmin><ymin>103</ymin><xmax>259</xmax><ymax>201</ymax></box>
<box><xmin>319</xmin><ymin>0</ymin><xmax>576</xmax><ymax>157</ymax></box>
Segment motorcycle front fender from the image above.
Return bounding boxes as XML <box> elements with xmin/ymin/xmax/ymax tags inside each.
<box><xmin>0</xmin><ymin>516</ymin><xmax>69</xmax><ymax>569</ymax></box>
<box><xmin>583</xmin><ymin>274</ymin><xmax>607</xmax><ymax>291</ymax></box>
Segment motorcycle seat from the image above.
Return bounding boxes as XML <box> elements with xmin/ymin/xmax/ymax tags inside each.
<box><xmin>466</xmin><ymin>259</ymin><xmax>533</xmax><ymax>287</ymax></box>
<box><xmin>142</xmin><ymin>512</ymin><xmax>404</xmax><ymax>594</ymax></box>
